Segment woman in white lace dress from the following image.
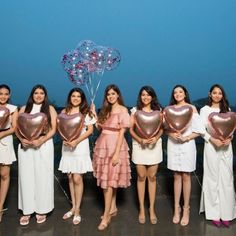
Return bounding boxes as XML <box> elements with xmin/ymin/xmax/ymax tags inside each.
<box><xmin>58</xmin><ymin>88</ymin><xmax>95</xmax><ymax>225</ymax></box>
<box><xmin>0</xmin><ymin>84</ymin><xmax>18</xmax><ymax>222</ymax></box>
<box><xmin>17</xmin><ymin>84</ymin><xmax>57</xmax><ymax>226</ymax></box>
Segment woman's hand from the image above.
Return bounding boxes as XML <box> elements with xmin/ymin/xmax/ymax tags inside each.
<box><xmin>64</xmin><ymin>140</ymin><xmax>78</xmax><ymax>149</ymax></box>
<box><xmin>112</xmin><ymin>152</ymin><xmax>119</xmax><ymax>166</ymax></box>
<box><xmin>210</xmin><ymin>137</ymin><xmax>224</xmax><ymax>148</ymax></box>
<box><xmin>21</xmin><ymin>138</ymin><xmax>32</xmax><ymax>148</ymax></box>
<box><xmin>31</xmin><ymin>138</ymin><xmax>44</xmax><ymax>148</ymax></box>
<box><xmin>147</xmin><ymin>136</ymin><xmax>158</xmax><ymax>144</ymax></box>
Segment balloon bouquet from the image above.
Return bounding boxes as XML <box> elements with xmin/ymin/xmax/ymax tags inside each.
<box><xmin>61</xmin><ymin>40</ymin><xmax>121</xmax><ymax>103</ymax></box>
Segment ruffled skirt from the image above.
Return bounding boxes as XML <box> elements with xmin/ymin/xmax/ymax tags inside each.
<box><xmin>93</xmin><ymin>133</ymin><xmax>131</xmax><ymax>189</ymax></box>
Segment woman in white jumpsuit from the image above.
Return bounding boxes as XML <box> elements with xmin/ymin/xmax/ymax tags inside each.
<box><xmin>199</xmin><ymin>84</ymin><xmax>236</xmax><ymax>227</ymax></box>
<box><xmin>17</xmin><ymin>84</ymin><xmax>57</xmax><ymax>225</ymax></box>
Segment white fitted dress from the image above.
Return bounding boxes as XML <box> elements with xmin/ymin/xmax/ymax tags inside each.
<box><xmin>0</xmin><ymin>104</ymin><xmax>17</xmax><ymax>165</ymax></box>
<box><xmin>58</xmin><ymin>114</ymin><xmax>96</xmax><ymax>174</ymax></box>
<box><xmin>18</xmin><ymin>104</ymin><xmax>54</xmax><ymax>215</ymax></box>
<box><xmin>131</xmin><ymin>107</ymin><xmax>163</xmax><ymax>165</ymax></box>
<box><xmin>199</xmin><ymin>105</ymin><xmax>236</xmax><ymax>221</ymax></box>
<box><xmin>167</xmin><ymin>110</ymin><xmax>205</xmax><ymax>172</ymax></box>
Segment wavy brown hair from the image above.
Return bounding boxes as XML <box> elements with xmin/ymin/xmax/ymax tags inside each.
<box><xmin>25</xmin><ymin>84</ymin><xmax>51</xmax><ymax>128</ymax></box>
<box><xmin>98</xmin><ymin>84</ymin><xmax>125</xmax><ymax>124</ymax></box>
<box><xmin>207</xmin><ymin>84</ymin><xmax>230</xmax><ymax>113</ymax></box>
<box><xmin>137</xmin><ymin>85</ymin><xmax>162</xmax><ymax>111</ymax></box>
<box><xmin>169</xmin><ymin>84</ymin><xmax>191</xmax><ymax>105</ymax></box>
<box><xmin>65</xmin><ymin>87</ymin><xmax>89</xmax><ymax>116</ymax></box>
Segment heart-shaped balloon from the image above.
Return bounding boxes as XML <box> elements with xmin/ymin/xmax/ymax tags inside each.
<box><xmin>57</xmin><ymin>113</ymin><xmax>85</xmax><ymax>142</ymax></box>
<box><xmin>17</xmin><ymin>113</ymin><xmax>48</xmax><ymax>141</ymax></box>
<box><xmin>0</xmin><ymin>107</ymin><xmax>10</xmax><ymax>129</ymax></box>
<box><xmin>208</xmin><ymin>112</ymin><xmax>236</xmax><ymax>140</ymax></box>
<box><xmin>134</xmin><ymin>110</ymin><xmax>163</xmax><ymax>139</ymax></box>
<box><xmin>163</xmin><ymin>105</ymin><xmax>193</xmax><ymax>133</ymax></box>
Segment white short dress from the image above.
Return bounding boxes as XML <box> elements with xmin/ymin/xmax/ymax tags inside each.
<box><xmin>0</xmin><ymin>104</ymin><xmax>17</xmax><ymax>165</ymax></box>
<box><xmin>131</xmin><ymin>107</ymin><xmax>163</xmax><ymax>165</ymax></box>
<box><xmin>58</xmin><ymin>114</ymin><xmax>96</xmax><ymax>174</ymax></box>
<box><xmin>199</xmin><ymin>105</ymin><xmax>236</xmax><ymax>221</ymax></box>
<box><xmin>167</xmin><ymin>110</ymin><xmax>205</xmax><ymax>172</ymax></box>
<box><xmin>18</xmin><ymin>104</ymin><xmax>54</xmax><ymax>215</ymax></box>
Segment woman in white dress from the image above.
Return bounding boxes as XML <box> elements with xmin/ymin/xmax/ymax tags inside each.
<box><xmin>0</xmin><ymin>84</ymin><xmax>18</xmax><ymax>222</ymax></box>
<box><xmin>58</xmin><ymin>88</ymin><xmax>95</xmax><ymax>225</ymax></box>
<box><xmin>199</xmin><ymin>84</ymin><xmax>236</xmax><ymax>227</ymax></box>
<box><xmin>130</xmin><ymin>86</ymin><xmax>163</xmax><ymax>225</ymax></box>
<box><xmin>17</xmin><ymin>84</ymin><xmax>57</xmax><ymax>225</ymax></box>
<box><xmin>166</xmin><ymin>85</ymin><xmax>204</xmax><ymax>226</ymax></box>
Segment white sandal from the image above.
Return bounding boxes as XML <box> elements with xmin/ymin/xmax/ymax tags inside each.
<box><xmin>73</xmin><ymin>215</ymin><xmax>81</xmax><ymax>225</ymax></box>
<box><xmin>63</xmin><ymin>211</ymin><xmax>74</xmax><ymax>220</ymax></box>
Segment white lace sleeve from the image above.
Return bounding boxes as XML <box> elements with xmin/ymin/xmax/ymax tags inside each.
<box><xmin>84</xmin><ymin>114</ymin><xmax>97</xmax><ymax>126</ymax></box>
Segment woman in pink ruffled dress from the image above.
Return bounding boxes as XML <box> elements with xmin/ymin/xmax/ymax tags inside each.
<box><xmin>92</xmin><ymin>84</ymin><xmax>131</xmax><ymax>231</ymax></box>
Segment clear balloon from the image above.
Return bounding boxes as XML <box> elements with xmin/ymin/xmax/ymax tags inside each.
<box><xmin>61</xmin><ymin>50</ymin><xmax>80</xmax><ymax>73</ymax></box>
<box><xmin>89</xmin><ymin>46</ymin><xmax>108</xmax><ymax>73</ymax></box>
<box><xmin>76</xmin><ymin>40</ymin><xmax>96</xmax><ymax>61</ymax></box>
<box><xmin>68</xmin><ymin>62</ymin><xmax>89</xmax><ymax>86</ymax></box>
<box><xmin>105</xmin><ymin>48</ymin><xmax>121</xmax><ymax>71</ymax></box>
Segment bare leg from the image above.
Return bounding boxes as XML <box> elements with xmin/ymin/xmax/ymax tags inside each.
<box><xmin>0</xmin><ymin>165</ymin><xmax>10</xmax><ymax>222</ymax></box>
<box><xmin>110</xmin><ymin>188</ymin><xmax>117</xmax><ymax>215</ymax></box>
<box><xmin>181</xmin><ymin>172</ymin><xmax>191</xmax><ymax>226</ymax></box>
<box><xmin>68</xmin><ymin>173</ymin><xmax>76</xmax><ymax>212</ymax></box>
<box><xmin>147</xmin><ymin>164</ymin><xmax>158</xmax><ymax>223</ymax></box>
<box><xmin>73</xmin><ymin>173</ymin><xmax>83</xmax><ymax>216</ymax></box>
<box><xmin>136</xmin><ymin>165</ymin><xmax>147</xmax><ymax>223</ymax></box>
<box><xmin>173</xmin><ymin>172</ymin><xmax>182</xmax><ymax>224</ymax></box>
<box><xmin>98</xmin><ymin>187</ymin><xmax>112</xmax><ymax>230</ymax></box>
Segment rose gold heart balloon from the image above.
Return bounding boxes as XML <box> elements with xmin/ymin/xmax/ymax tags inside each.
<box><xmin>134</xmin><ymin>110</ymin><xmax>163</xmax><ymax>139</ymax></box>
<box><xmin>208</xmin><ymin>112</ymin><xmax>236</xmax><ymax>140</ymax></box>
<box><xmin>17</xmin><ymin>112</ymin><xmax>47</xmax><ymax>141</ymax></box>
<box><xmin>0</xmin><ymin>107</ymin><xmax>10</xmax><ymax>129</ymax></box>
<box><xmin>163</xmin><ymin>105</ymin><xmax>193</xmax><ymax>133</ymax></box>
<box><xmin>57</xmin><ymin>113</ymin><xmax>85</xmax><ymax>142</ymax></box>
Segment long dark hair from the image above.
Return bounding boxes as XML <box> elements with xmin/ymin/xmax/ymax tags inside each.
<box><xmin>207</xmin><ymin>84</ymin><xmax>230</xmax><ymax>113</ymax></box>
<box><xmin>169</xmin><ymin>84</ymin><xmax>191</xmax><ymax>105</ymax></box>
<box><xmin>137</xmin><ymin>86</ymin><xmax>162</xmax><ymax>111</ymax></box>
<box><xmin>0</xmin><ymin>84</ymin><xmax>11</xmax><ymax>103</ymax></box>
<box><xmin>98</xmin><ymin>84</ymin><xmax>125</xmax><ymax>124</ymax></box>
<box><xmin>65</xmin><ymin>87</ymin><xmax>89</xmax><ymax>116</ymax></box>
<box><xmin>25</xmin><ymin>84</ymin><xmax>51</xmax><ymax>128</ymax></box>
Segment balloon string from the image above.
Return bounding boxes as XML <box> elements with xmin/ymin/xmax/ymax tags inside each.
<box><xmin>91</xmin><ymin>75</ymin><xmax>102</xmax><ymax>102</ymax></box>
<box><xmin>54</xmin><ymin>174</ymin><xmax>72</xmax><ymax>204</ymax></box>
<box><xmin>85</xmin><ymin>83</ymin><xmax>93</xmax><ymax>103</ymax></box>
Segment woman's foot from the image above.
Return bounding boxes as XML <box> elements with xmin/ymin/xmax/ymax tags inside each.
<box><xmin>98</xmin><ymin>216</ymin><xmax>111</xmax><ymax>231</ymax></box>
<box><xmin>73</xmin><ymin>215</ymin><xmax>81</xmax><ymax>225</ymax></box>
<box><xmin>0</xmin><ymin>208</ymin><xmax>7</xmax><ymax>223</ymax></box>
<box><xmin>20</xmin><ymin>215</ymin><xmax>31</xmax><ymax>226</ymax></box>
<box><xmin>149</xmin><ymin>208</ymin><xmax>157</xmax><ymax>225</ymax></box>
<box><xmin>100</xmin><ymin>208</ymin><xmax>118</xmax><ymax>219</ymax></box>
<box><xmin>36</xmin><ymin>214</ymin><xmax>46</xmax><ymax>224</ymax></box>
<box><xmin>63</xmin><ymin>210</ymin><xmax>74</xmax><ymax>220</ymax></box>
<box><xmin>221</xmin><ymin>220</ymin><xmax>230</xmax><ymax>227</ymax></box>
<box><xmin>173</xmin><ymin>206</ymin><xmax>181</xmax><ymax>224</ymax></box>
<box><xmin>212</xmin><ymin>220</ymin><xmax>221</xmax><ymax>227</ymax></box>
<box><xmin>180</xmin><ymin>206</ymin><xmax>190</xmax><ymax>226</ymax></box>
<box><xmin>138</xmin><ymin>209</ymin><xmax>146</xmax><ymax>224</ymax></box>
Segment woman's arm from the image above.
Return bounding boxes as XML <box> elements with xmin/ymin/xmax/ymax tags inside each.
<box><xmin>64</xmin><ymin>124</ymin><xmax>94</xmax><ymax>148</ymax></box>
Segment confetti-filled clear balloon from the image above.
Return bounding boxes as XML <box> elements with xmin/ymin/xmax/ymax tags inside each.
<box><xmin>106</xmin><ymin>48</ymin><xmax>121</xmax><ymax>71</ymax></box>
<box><xmin>76</xmin><ymin>40</ymin><xmax>96</xmax><ymax>61</ymax></box>
<box><xmin>68</xmin><ymin>62</ymin><xmax>89</xmax><ymax>86</ymax></box>
<box><xmin>90</xmin><ymin>46</ymin><xmax>108</xmax><ymax>73</ymax></box>
<box><xmin>61</xmin><ymin>50</ymin><xmax>80</xmax><ymax>73</ymax></box>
